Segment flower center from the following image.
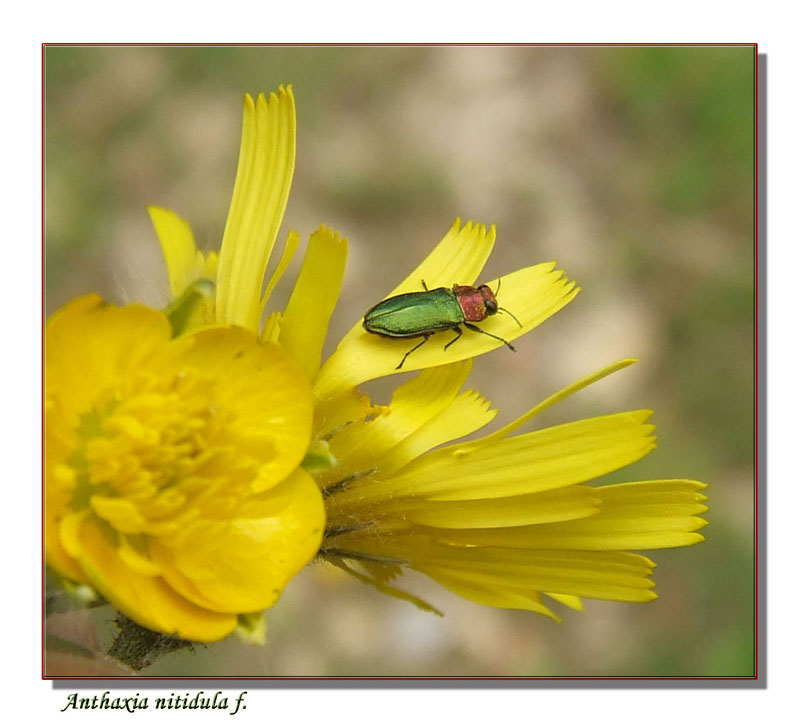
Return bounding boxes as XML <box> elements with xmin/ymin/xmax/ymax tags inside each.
<box><xmin>65</xmin><ymin>368</ymin><xmax>239</xmax><ymax>538</ymax></box>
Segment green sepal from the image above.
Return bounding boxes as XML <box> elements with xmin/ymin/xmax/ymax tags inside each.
<box><xmin>235</xmin><ymin>612</ymin><xmax>267</xmax><ymax>646</ymax></box>
<box><xmin>164</xmin><ymin>279</ymin><xmax>215</xmax><ymax>336</ymax></box>
<box><xmin>301</xmin><ymin>439</ymin><xmax>338</xmax><ymax>474</ymax></box>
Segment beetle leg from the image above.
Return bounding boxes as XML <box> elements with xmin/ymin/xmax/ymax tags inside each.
<box><xmin>463</xmin><ymin>322</ymin><xmax>516</xmax><ymax>352</ymax></box>
<box><xmin>397</xmin><ymin>334</ymin><xmax>432</xmax><ymax>370</ymax></box>
<box><xmin>443</xmin><ymin>326</ymin><xmax>463</xmax><ymax>350</ymax></box>
<box><xmin>421</xmin><ymin>279</ymin><xmax>429</xmax><ymax>291</ymax></box>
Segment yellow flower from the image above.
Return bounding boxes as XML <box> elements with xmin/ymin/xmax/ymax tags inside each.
<box><xmin>44</xmin><ymin>295</ymin><xmax>323</xmax><ymax>641</ymax></box>
<box><xmin>317</xmin><ymin>357</ymin><xmax>707</xmax><ymax>618</ymax></box>
<box><xmin>44</xmin><ymin>88</ymin><xmax>324</xmax><ymax>643</ymax></box>
<box><xmin>305</xmin><ymin>223</ymin><xmax>707</xmax><ymax>619</ymax></box>
<box><xmin>148</xmin><ymin>87</ymin><xmax>706</xmax><ymax>622</ymax></box>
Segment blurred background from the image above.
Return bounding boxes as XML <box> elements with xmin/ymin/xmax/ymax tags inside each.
<box><xmin>44</xmin><ymin>45</ymin><xmax>755</xmax><ymax>677</ymax></box>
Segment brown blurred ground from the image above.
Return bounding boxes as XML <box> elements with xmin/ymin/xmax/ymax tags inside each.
<box><xmin>44</xmin><ymin>45</ymin><xmax>755</xmax><ymax>676</ymax></box>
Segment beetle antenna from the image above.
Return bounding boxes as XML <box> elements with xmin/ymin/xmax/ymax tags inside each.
<box><xmin>498</xmin><ymin>307</ymin><xmax>523</xmax><ymax>328</ymax></box>
<box><xmin>494</xmin><ymin>278</ymin><xmax>502</xmax><ymax>296</ymax></box>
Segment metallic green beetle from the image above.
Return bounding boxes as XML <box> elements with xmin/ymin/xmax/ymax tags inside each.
<box><xmin>363</xmin><ymin>280</ymin><xmax>521</xmax><ymax>369</ymax></box>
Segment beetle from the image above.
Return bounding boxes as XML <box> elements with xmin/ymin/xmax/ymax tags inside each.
<box><xmin>363</xmin><ymin>280</ymin><xmax>522</xmax><ymax>369</ymax></box>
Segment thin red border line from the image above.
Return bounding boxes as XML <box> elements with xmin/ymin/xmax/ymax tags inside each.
<box><xmin>40</xmin><ymin>42</ymin><xmax>759</xmax><ymax>47</ymax></box>
<box><xmin>41</xmin><ymin>42</ymin><xmax>47</xmax><ymax>682</ymax></box>
<box><xmin>41</xmin><ymin>42</ymin><xmax>760</xmax><ymax>683</ymax></box>
<box><xmin>754</xmin><ymin>45</ymin><xmax>759</xmax><ymax>681</ymax></box>
<box><xmin>46</xmin><ymin>676</ymin><xmax>744</xmax><ymax>681</ymax></box>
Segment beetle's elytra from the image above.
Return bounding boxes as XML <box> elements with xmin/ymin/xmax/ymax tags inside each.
<box><xmin>363</xmin><ymin>280</ymin><xmax>521</xmax><ymax>370</ymax></box>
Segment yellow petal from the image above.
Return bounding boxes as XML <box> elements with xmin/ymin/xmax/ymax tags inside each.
<box><xmin>45</xmin><ymin>413</ymin><xmax>85</xmax><ymax>581</ymax></box>
<box><xmin>389</xmin><ymin>218</ymin><xmax>496</xmax><ymax>296</ymax></box>
<box><xmin>152</xmin><ymin>326</ymin><xmax>314</xmax><ymax>492</ymax></box>
<box><xmin>216</xmin><ymin>88</ymin><xmax>296</xmax><ymax>331</ymax></box>
<box><xmin>429</xmin><ymin>519</ymin><xmax>705</xmax><ymax>550</ymax></box>
<box><xmin>45</xmin><ymin>295</ymin><xmax>173</xmax><ymax>425</ymax></box>
<box><xmin>89</xmin><ymin>496</ymin><xmax>147</xmax><ymax>535</ymax></box>
<box><xmin>422</xmin><ymin>568</ymin><xmax>562</xmax><ymax>619</ymax></box>
<box><xmin>467</xmin><ymin>358</ymin><xmax>638</xmax><ymax>449</ymax></box>
<box><xmin>46</xmin><ymin>524</ymin><xmax>86</xmax><ymax>582</ymax></box>
<box><xmin>118</xmin><ymin>536</ymin><xmax>162</xmax><ymax>576</ymax></box>
<box><xmin>415</xmin><ymin>548</ymin><xmax>658</xmax><ymax>603</ymax></box>
<box><xmin>594</xmin><ymin>479</ymin><xmax>708</xmax><ymax>506</ymax></box>
<box><xmin>75</xmin><ymin>519</ymin><xmax>237</xmax><ymax>642</ymax></box>
<box><xmin>329</xmin><ymin>531</ymin><xmax>659</xmax><ymax>604</ymax></box>
<box><xmin>328</xmin><ymin>558</ymin><xmax>442</xmax><ymax>616</ymax></box>
<box><xmin>315</xmin><ymin>261</ymin><xmax>578</xmax><ymax>398</ymax></box>
<box><xmin>59</xmin><ymin>511</ymin><xmax>88</xmax><ymax>560</ymax></box>
<box><xmin>151</xmin><ymin>469</ymin><xmax>324</xmax><ymax>613</ymax></box>
<box><xmin>545</xmin><ymin>593</ymin><xmax>584</xmax><ymax>611</ymax></box>
<box><xmin>314</xmin><ymin>220</ymin><xmax>502</xmax><ymax>399</ymax></box>
<box><xmin>522</xmin><ymin>479</ymin><xmax>709</xmax><ymax>550</ymax></box>
<box><xmin>46</xmin><ymin>515</ymin><xmax>86</xmax><ymax>583</ymax></box>
<box><xmin>398</xmin><ymin>486</ymin><xmax>601</xmax><ymax>529</ymax></box>
<box><xmin>428</xmin><ymin>480</ymin><xmax>708</xmax><ymax>550</ymax></box>
<box><xmin>261</xmin><ymin>231</ymin><xmax>300</xmax><ymax>319</ymax></box>
<box><xmin>324</xmin><ymin>381</ymin><xmax>498</xmax><ymax>520</ymax></box>
<box><xmin>324</xmin><ymin>361</ymin><xmax>472</xmax><ymax>482</ymax></box>
<box><xmin>279</xmin><ymin>226</ymin><xmax>347</xmax><ymax>379</ymax></box>
<box><xmin>313</xmin><ymin>387</ymin><xmax>374</xmax><ymax>440</ymax></box>
<box><xmin>377</xmin><ymin>387</ymin><xmax>497</xmax><ymax>476</ymax></box>
<box><xmin>148</xmin><ymin>206</ymin><xmax>210</xmax><ymax>300</ymax></box>
<box><xmin>333</xmin><ymin>410</ymin><xmax>656</xmax><ymax>504</ymax></box>
<box><xmin>262</xmin><ymin>311</ymin><xmax>282</xmax><ymax>343</ymax></box>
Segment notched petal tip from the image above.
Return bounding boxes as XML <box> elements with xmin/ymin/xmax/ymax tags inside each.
<box><xmin>280</xmin><ymin>225</ymin><xmax>348</xmax><ymax>379</ymax></box>
<box><xmin>217</xmin><ymin>84</ymin><xmax>297</xmax><ymax>331</ymax></box>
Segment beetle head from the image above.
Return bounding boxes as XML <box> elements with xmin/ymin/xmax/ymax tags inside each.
<box><xmin>478</xmin><ymin>285</ymin><xmax>499</xmax><ymax>315</ymax></box>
